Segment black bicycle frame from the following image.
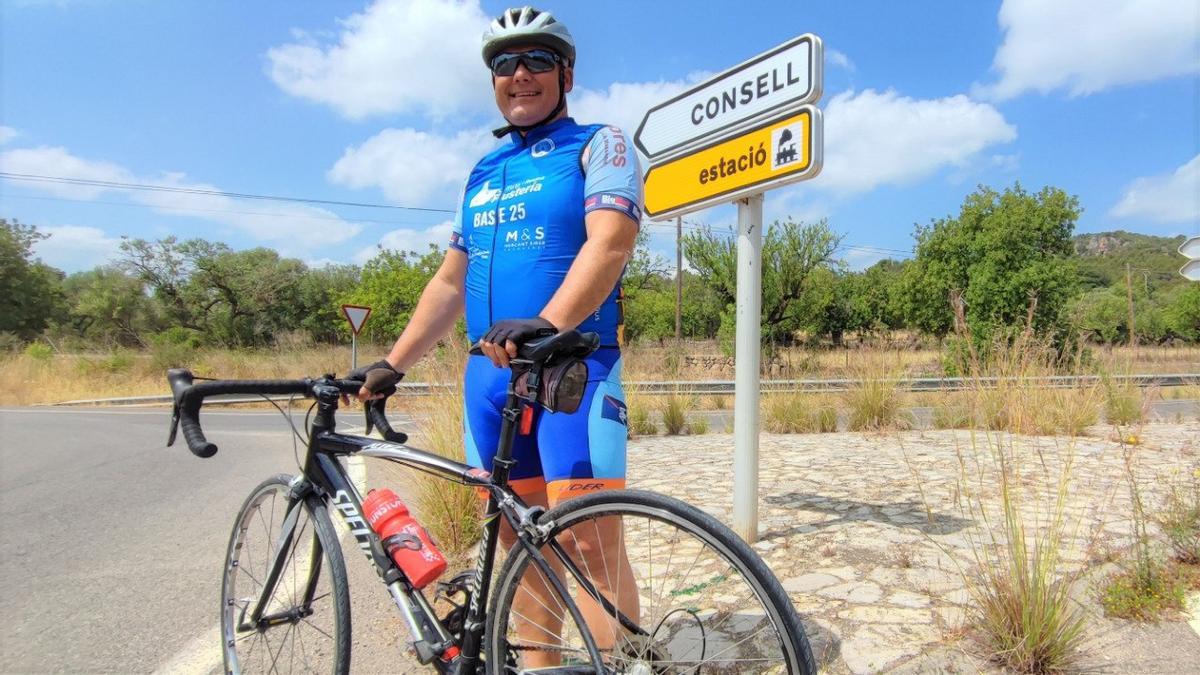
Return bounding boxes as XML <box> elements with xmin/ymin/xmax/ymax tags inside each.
<box><xmin>243</xmin><ymin>366</ymin><xmax>610</xmax><ymax>673</ymax></box>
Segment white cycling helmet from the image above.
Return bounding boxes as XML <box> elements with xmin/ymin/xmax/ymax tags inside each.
<box><xmin>481</xmin><ymin>6</ymin><xmax>576</xmax><ymax>67</ymax></box>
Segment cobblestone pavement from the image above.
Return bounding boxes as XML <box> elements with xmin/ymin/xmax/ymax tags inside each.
<box><xmin>626</xmin><ymin>423</ymin><xmax>1200</xmax><ymax>674</ymax></box>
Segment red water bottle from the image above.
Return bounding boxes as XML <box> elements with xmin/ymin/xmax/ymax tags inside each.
<box><xmin>362</xmin><ymin>489</ymin><xmax>447</xmax><ymax>589</ymax></box>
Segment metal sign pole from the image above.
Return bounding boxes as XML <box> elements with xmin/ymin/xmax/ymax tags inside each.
<box><xmin>732</xmin><ymin>193</ymin><xmax>764</xmax><ymax>543</ymax></box>
<box><xmin>351</xmin><ymin>333</ymin><xmax>358</xmax><ymax>371</ymax></box>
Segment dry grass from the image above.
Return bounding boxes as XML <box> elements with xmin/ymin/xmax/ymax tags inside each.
<box><xmin>368</xmin><ymin>341</ymin><xmax>480</xmax><ymax>560</ymax></box>
<box><xmin>3</xmin><ymin>338</ymin><xmax>1194</xmax><ymax>406</ymax></box>
<box><xmin>843</xmin><ymin>358</ymin><xmax>910</xmax><ymax>431</ymax></box>
<box><xmin>762</xmin><ymin>393</ymin><xmax>838</xmax><ymax>433</ymax></box>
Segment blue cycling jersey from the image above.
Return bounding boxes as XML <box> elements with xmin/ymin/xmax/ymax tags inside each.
<box><xmin>450</xmin><ymin>117</ymin><xmax>642</xmax><ymax>346</ymax></box>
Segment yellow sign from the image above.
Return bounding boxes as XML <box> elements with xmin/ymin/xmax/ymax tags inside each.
<box><xmin>643</xmin><ymin>106</ymin><xmax>821</xmax><ymax>218</ymax></box>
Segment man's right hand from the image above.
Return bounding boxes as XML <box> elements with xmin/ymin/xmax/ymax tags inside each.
<box><xmin>346</xmin><ymin>359</ymin><xmax>403</xmax><ymax>401</ymax></box>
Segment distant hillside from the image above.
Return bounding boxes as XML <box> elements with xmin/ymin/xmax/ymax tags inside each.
<box><xmin>1072</xmin><ymin>231</ymin><xmax>1187</xmax><ymax>289</ymax></box>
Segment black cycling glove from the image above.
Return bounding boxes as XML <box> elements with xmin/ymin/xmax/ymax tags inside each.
<box><xmin>482</xmin><ymin>317</ymin><xmax>557</xmax><ymax>347</ymax></box>
<box><xmin>347</xmin><ymin>359</ymin><xmax>403</xmax><ymax>395</ymax></box>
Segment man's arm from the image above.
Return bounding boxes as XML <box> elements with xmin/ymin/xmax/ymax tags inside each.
<box><xmin>540</xmin><ymin>208</ymin><xmax>638</xmax><ymax>331</ymax></box>
<box><xmin>354</xmin><ymin>249</ymin><xmax>467</xmax><ymax>400</ymax></box>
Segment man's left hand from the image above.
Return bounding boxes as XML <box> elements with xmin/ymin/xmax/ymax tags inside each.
<box><xmin>480</xmin><ymin>317</ymin><xmax>557</xmax><ymax>368</ymax></box>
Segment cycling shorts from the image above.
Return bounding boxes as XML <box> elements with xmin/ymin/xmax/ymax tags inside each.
<box><xmin>463</xmin><ymin>348</ymin><xmax>628</xmax><ymax>505</ymax></box>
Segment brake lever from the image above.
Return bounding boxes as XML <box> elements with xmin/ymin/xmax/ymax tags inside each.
<box><xmin>167</xmin><ymin>404</ymin><xmax>181</xmax><ymax>447</ymax></box>
<box><xmin>362</xmin><ymin>387</ymin><xmax>397</xmax><ymax>438</ymax></box>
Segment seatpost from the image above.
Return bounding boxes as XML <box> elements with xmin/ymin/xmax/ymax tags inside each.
<box><xmin>488</xmin><ymin>366</ymin><xmax>529</xmax><ymax>487</ymax></box>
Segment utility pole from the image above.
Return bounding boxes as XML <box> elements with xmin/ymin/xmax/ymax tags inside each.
<box><xmin>675</xmin><ymin>216</ymin><xmax>682</xmax><ymax>340</ymax></box>
<box><xmin>1126</xmin><ymin>262</ymin><xmax>1136</xmax><ymax>348</ymax></box>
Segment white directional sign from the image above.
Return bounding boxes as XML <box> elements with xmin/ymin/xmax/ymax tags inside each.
<box><xmin>1180</xmin><ymin>236</ymin><xmax>1200</xmax><ymax>281</ymax></box>
<box><xmin>341</xmin><ymin>304</ymin><xmax>372</xmax><ymax>335</ymax></box>
<box><xmin>635</xmin><ymin>34</ymin><xmax>822</xmax><ymax>159</ymax></box>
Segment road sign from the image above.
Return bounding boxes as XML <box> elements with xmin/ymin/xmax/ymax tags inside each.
<box><xmin>643</xmin><ymin>106</ymin><xmax>822</xmax><ymax>219</ymax></box>
<box><xmin>341</xmin><ymin>304</ymin><xmax>372</xmax><ymax>335</ymax></box>
<box><xmin>1181</xmin><ymin>236</ymin><xmax>1200</xmax><ymax>281</ymax></box>
<box><xmin>635</xmin><ymin>34</ymin><xmax>822</xmax><ymax>159</ymax></box>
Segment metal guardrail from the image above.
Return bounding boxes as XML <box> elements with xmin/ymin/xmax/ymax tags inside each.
<box><xmin>46</xmin><ymin>373</ymin><xmax>1200</xmax><ymax>407</ymax></box>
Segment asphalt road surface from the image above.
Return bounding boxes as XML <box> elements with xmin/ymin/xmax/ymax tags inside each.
<box><xmin>0</xmin><ymin>406</ymin><xmax>423</xmax><ymax>674</ymax></box>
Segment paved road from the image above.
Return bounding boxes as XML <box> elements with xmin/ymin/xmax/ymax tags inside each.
<box><xmin>0</xmin><ymin>407</ymin><xmax>421</xmax><ymax>674</ymax></box>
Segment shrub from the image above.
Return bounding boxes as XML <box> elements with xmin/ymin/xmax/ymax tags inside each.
<box><xmin>96</xmin><ymin>351</ymin><xmax>135</xmax><ymax>374</ymax></box>
<box><xmin>1103</xmin><ymin>378</ymin><xmax>1144</xmax><ymax>427</ymax></box>
<box><xmin>23</xmin><ymin>342</ymin><xmax>53</xmax><ymax>361</ymax></box>
<box><xmin>0</xmin><ymin>332</ymin><xmax>22</xmax><ymax>353</ymax></box>
<box><xmin>660</xmin><ymin>393</ymin><xmax>693</xmax><ymax>435</ymax></box>
<box><xmin>763</xmin><ymin>393</ymin><xmax>838</xmax><ymax>433</ymax></box>
<box><xmin>625</xmin><ymin>391</ymin><xmax>657</xmax><ymax>437</ymax></box>
<box><xmin>1101</xmin><ymin>556</ymin><xmax>1188</xmax><ymax>621</ymax></box>
<box><xmin>148</xmin><ymin>329</ymin><xmax>200</xmax><ymax>372</ymax></box>
<box><xmin>931</xmin><ymin>402</ymin><xmax>973</xmax><ymax>429</ymax></box>
<box><xmin>687</xmin><ymin>415</ymin><xmax>709</xmax><ymax>435</ymax></box>
<box><xmin>967</xmin><ymin>454</ymin><xmax>1086</xmax><ymax>673</ymax></box>
<box><xmin>1157</xmin><ymin>472</ymin><xmax>1200</xmax><ymax>564</ymax></box>
<box><xmin>844</xmin><ymin>374</ymin><xmax>906</xmax><ymax>431</ymax></box>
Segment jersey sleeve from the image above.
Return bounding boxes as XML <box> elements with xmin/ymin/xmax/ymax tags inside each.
<box><xmin>582</xmin><ymin>126</ymin><xmax>643</xmax><ymax>224</ymax></box>
<box><xmin>448</xmin><ymin>178</ymin><xmax>467</xmax><ymax>253</ymax></box>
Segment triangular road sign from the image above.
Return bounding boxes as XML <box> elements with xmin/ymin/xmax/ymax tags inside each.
<box><xmin>341</xmin><ymin>305</ymin><xmax>372</xmax><ymax>335</ymax></box>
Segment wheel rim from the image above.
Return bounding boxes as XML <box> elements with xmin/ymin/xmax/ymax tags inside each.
<box><xmin>222</xmin><ymin>484</ymin><xmax>340</xmax><ymax>674</ymax></box>
<box><xmin>495</xmin><ymin>502</ymin><xmax>795</xmax><ymax>674</ymax></box>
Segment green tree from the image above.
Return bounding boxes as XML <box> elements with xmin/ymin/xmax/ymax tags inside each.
<box><xmin>60</xmin><ymin>266</ymin><xmax>157</xmax><ymax>346</ymax></box>
<box><xmin>843</xmin><ymin>259</ymin><xmax>907</xmax><ymax>335</ymax></box>
<box><xmin>344</xmin><ymin>245</ymin><xmax>444</xmax><ymax>344</ymax></box>
<box><xmin>1163</xmin><ymin>283</ymin><xmax>1200</xmax><ymax>342</ymax></box>
<box><xmin>297</xmin><ymin>264</ymin><xmax>361</xmax><ymax>343</ymax></box>
<box><xmin>901</xmin><ymin>184</ymin><xmax>1081</xmax><ymax>345</ymax></box>
<box><xmin>120</xmin><ymin>237</ymin><xmax>311</xmax><ymax>346</ymax></box>
<box><xmin>0</xmin><ymin>218</ymin><xmax>64</xmax><ymax>341</ymax></box>
<box><xmin>683</xmin><ymin>218</ymin><xmax>841</xmax><ymax>346</ymax></box>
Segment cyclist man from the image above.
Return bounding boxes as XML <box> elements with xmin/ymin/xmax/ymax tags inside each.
<box><xmin>352</xmin><ymin>6</ymin><xmax>641</xmax><ymax>666</ymax></box>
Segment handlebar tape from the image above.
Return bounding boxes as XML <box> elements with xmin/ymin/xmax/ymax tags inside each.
<box><xmin>177</xmin><ymin>380</ymin><xmax>310</xmax><ymax>458</ymax></box>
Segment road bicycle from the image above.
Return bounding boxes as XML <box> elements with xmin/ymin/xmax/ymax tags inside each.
<box><xmin>167</xmin><ymin>330</ymin><xmax>816</xmax><ymax>674</ymax></box>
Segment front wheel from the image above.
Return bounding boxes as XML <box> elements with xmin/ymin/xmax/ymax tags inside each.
<box><xmin>221</xmin><ymin>474</ymin><xmax>351</xmax><ymax>674</ymax></box>
<box><xmin>486</xmin><ymin>489</ymin><xmax>816</xmax><ymax>674</ymax></box>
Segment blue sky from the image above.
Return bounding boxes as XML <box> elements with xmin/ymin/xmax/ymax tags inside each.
<box><xmin>1</xmin><ymin>0</ymin><xmax>1197</xmax><ymax>274</ymax></box>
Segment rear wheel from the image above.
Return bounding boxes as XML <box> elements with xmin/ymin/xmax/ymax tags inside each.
<box><xmin>486</xmin><ymin>489</ymin><xmax>816</xmax><ymax>674</ymax></box>
<box><xmin>221</xmin><ymin>474</ymin><xmax>351</xmax><ymax>674</ymax></box>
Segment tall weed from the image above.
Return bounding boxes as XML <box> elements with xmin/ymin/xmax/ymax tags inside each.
<box><xmin>373</xmin><ymin>341</ymin><xmax>480</xmax><ymax>558</ymax></box>
<box><xmin>763</xmin><ymin>393</ymin><xmax>838</xmax><ymax>433</ymax></box>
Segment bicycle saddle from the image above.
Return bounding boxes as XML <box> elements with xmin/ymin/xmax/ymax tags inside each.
<box><xmin>518</xmin><ymin>330</ymin><xmax>599</xmax><ymax>364</ymax></box>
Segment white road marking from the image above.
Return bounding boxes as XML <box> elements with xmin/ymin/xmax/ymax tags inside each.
<box><xmin>152</xmin><ymin>624</ymin><xmax>221</xmax><ymax>675</ymax></box>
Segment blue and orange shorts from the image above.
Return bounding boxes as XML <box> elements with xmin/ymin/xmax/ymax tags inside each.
<box><xmin>463</xmin><ymin>347</ymin><xmax>628</xmax><ymax>505</ymax></box>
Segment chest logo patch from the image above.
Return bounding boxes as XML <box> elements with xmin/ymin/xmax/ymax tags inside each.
<box><xmin>530</xmin><ymin>138</ymin><xmax>555</xmax><ymax>158</ymax></box>
<box><xmin>469</xmin><ymin>180</ymin><xmax>502</xmax><ymax>207</ymax></box>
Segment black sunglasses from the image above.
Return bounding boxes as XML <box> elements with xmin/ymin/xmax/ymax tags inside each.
<box><xmin>489</xmin><ymin>48</ymin><xmax>561</xmax><ymax>77</ymax></box>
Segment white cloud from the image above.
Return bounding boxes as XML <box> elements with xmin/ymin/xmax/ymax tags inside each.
<box><xmin>1110</xmin><ymin>154</ymin><xmax>1200</xmax><ymax>224</ymax></box>
<box><xmin>0</xmin><ymin>146</ymin><xmax>129</xmax><ymax>198</ymax></box>
<box><xmin>328</xmin><ymin>127</ymin><xmax>495</xmax><ymax>205</ymax></box>
<box><xmin>32</xmin><ymin>225</ymin><xmax>122</xmax><ymax>273</ymax></box>
<box><xmin>0</xmin><ymin>126</ymin><xmax>18</xmax><ymax>145</ymax></box>
<box><xmin>354</xmin><ymin>220</ymin><xmax>454</xmax><ymax>262</ymax></box>
<box><xmin>571</xmin><ymin>78</ymin><xmax>698</xmax><ymax>147</ymax></box>
<box><xmin>266</xmin><ymin>0</ymin><xmax>492</xmax><ymax>120</ymax></box>
<box><xmin>0</xmin><ymin>146</ymin><xmax>362</xmax><ymax>249</ymax></box>
<box><xmin>819</xmin><ymin>89</ymin><xmax>1017</xmax><ymax>195</ymax></box>
<box><xmin>980</xmin><ymin>0</ymin><xmax>1200</xmax><ymax>100</ymax></box>
<box><xmin>827</xmin><ymin>49</ymin><xmax>855</xmax><ymax>72</ymax></box>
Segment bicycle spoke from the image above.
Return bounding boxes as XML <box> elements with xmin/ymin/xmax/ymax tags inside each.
<box><xmin>300</xmin><ymin>617</ymin><xmax>335</xmax><ymax>641</ymax></box>
<box><xmin>223</xmin><ymin>480</ymin><xmax>347</xmax><ymax>674</ymax></box>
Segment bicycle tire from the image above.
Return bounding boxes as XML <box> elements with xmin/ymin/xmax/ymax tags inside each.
<box><xmin>486</xmin><ymin>489</ymin><xmax>816</xmax><ymax>674</ymax></box>
<box><xmin>221</xmin><ymin>474</ymin><xmax>351</xmax><ymax>674</ymax></box>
